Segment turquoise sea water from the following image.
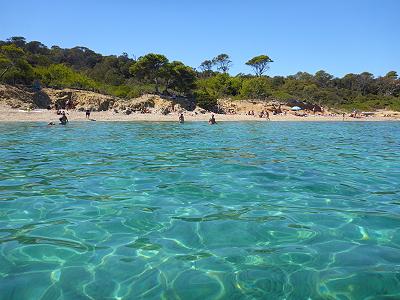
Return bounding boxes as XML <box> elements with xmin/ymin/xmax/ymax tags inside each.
<box><xmin>0</xmin><ymin>121</ymin><xmax>400</xmax><ymax>299</ymax></box>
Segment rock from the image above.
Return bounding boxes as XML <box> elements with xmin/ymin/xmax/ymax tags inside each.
<box><xmin>0</xmin><ymin>84</ymin><xmax>121</xmax><ymax>111</ymax></box>
<box><xmin>0</xmin><ymin>84</ymin><xmax>198</xmax><ymax>114</ymax></box>
<box><xmin>33</xmin><ymin>91</ymin><xmax>52</xmax><ymax>108</ymax></box>
<box><xmin>193</xmin><ymin>106</ymin><xmax>207</xmax><ymax>114</ymax></box>
<box><xmin>0</xmin><ymin>84</ymin><xmax>36</xmax><ymax>109</ymax></box>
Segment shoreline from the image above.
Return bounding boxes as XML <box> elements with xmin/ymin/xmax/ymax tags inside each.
<box><xmin>1</xmin><ymin>108</ymin><xmax>399</xmax><ymax>123</ymax></box>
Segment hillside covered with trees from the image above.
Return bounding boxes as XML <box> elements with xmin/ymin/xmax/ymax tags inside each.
<box><xmin>1</xmin><ymin>36</ymin><xmax>399</xmax><ymax>111</ymax></box>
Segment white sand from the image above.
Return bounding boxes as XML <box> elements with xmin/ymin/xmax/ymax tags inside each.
<box><xmin>0</xmin><ymin>107</ymin><xmax>399</xmax><ymax>123</ymax></box>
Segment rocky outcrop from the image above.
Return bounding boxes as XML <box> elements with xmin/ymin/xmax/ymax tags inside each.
<box><xmin>42</xmin><ymin>88</ymin><xmax>117</xmax><ymax>111</ymax></box>
<box><xmin>112</xmin><ymin>94</ymin><xmax>196</xmax><ymax>115</ymax></box>
<box><xmin>33</xmin><ymin>91</ymin><xmax>52</xmax><ymax>108</ymax></box>
<box><xmin>0</xmin><ymin>84</ymin><xmax>119</xmax><ymax>111</ymax></box>
<box><xmin>0</xmin><ymin>84</ymin><xmax>37</xmax><ymax>109</ymax></box>
<box><xmin>217</xmin><ymin>99</ymin><xmax>290</xmax><ymax>114</ymax></box>
<box><xmin>0</xmin><ymin>84</ymin><xmax>196</xmax><ymax>113</ymax></box>
<box><xmin>1</xmin><ymin>84</ymin><xmax>319</xmax><ymax>115</ymax></box>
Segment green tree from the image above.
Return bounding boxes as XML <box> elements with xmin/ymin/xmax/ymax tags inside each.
<box><xmin>385</xmin><ymin>71</ymin><xmax>398</xmax><ymax>79</ymax></box>
<box><xmin>165</xmin><ymin>62</ymin><xmax>196</xmax><ymax>95</ymax></box>
<box><xmin>291</xmin><ymin>71</ymin><xmax>314</xmax><ymax>82</ymax></box>
<box><xmin>194</xmin><ymin>89</ymin><xmax>218</xmax><ymax>111</ymax></box>
<box><xmin>25</xmin><ymin>41</ymin><xmax>49</xmax><ymax>55</ymax></box>
<box><xmin>199</xmin><ymin>60</ymin><xmax>214</xmax><ymax>77</ymax></box>
<box><xmin>7</xmin><ymin>36</ymin><xmax>26</xmax><ymax>48</ymax></box>
<box><xmin>339</xmin><ymin>73</ymin><xmax>357</xmax><ymax>90</ymax></box>
<box><xmin>129</xmin><ymin>53</ymin><xmax>169</xmax><ymax>93</ymax></box>
<box><xmin>271</xmin><ymin>76</ymin><xmax>285</xmax><ymax>89</ymax></box>
<box><xmin>0</xmin><ymin>44</ymin><xmax>34</xmax><ymax>84</ymax></box>
<box><xmin>197</xmin><ymin>73</ymin><xmax>242</xmax><ymax>97</ymax></box>
<box><xmin>240</xmin><ymin>77</ymin><xmax>271</xmax><ymax>99</ymax></box>
<box><xmin>313</xmin><ymin>70</ymin><xmax>334</xmax><ymax>88</ymax></box>
<box><xmin>213</xmin><ymin>54</ymin><xmax>232</xmax><ymax>73</ymax></box>
<box><xmin>35</xmin><ymin>64</ymin><xmax>97</xmax><ymax>90</ymax></box>
<box><xmin>245</xmin><ymin>55</ymin><xmax>273</xmax><ymax>76</ymax></box>
<box><xmin>376</xmin><ymin>71</ymin><xmax>400</xmax><ymax>96</ymax></box>
<box><xmin>302</xmin><ymin>84</ymin><xmax>319</xmax><ymax>103</ymax></box>
<box><xmin>357</xmin><ymin>72</ymin><xmax>375</xmax><ymax>95</ymax></box>
<box><xmin>199</xmin><ymin>60</ymin><xmax>214</xmax><ymax>72</ymax></box>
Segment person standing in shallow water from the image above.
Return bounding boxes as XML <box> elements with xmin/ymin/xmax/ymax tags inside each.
<box><xmin>179</xmin><ymin>113</ymin><xmax>184</xmax><ymax>123</ymax></box>
<box><xmin>59</xmin><ymin>112</ymin><xmax>68</xmax><ymax>125</ymax></box>
<box><xmin>209</xmin><ymin>114</ymin><xmax>216</xmax><ymax>125</ymax></box>
<box><xmin>86</xmin><ymin>109</ymin><xmax>91</xmax><ymax>119</ymax></box>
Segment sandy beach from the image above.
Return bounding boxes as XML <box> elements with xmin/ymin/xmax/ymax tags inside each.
<box><xmin>1</xmin><ymin>84</ymin><xmax>399</xmax><ymax>123</ymax></box>
<box><xmin>1</xmin><ymin>107</ymin><xmax>399</xmax><ymax>122</ymax></box>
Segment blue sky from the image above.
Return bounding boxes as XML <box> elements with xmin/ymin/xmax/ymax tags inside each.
<box><xmin>1</xmin><ymin>0</ymin><xmax>399</xmax><ymax>77</ymax></box>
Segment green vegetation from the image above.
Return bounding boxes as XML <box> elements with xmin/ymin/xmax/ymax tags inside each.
<box><xmin>34</xmin><ymin>64</ymin><xmax>97</xmax><ymax>90</ymax></box>
<box><xmin>245</xmin><ymin>55</ymin><xmax>273</xmax><ymax>77</ymax></box>
<box><xmin>129</xmin><ymin>54</ymin><xmax>196</xmax><ymax>95</ymax></box>
<box><xmin>1</xmin><ymin>36</ymin><xmax>399</xmax><ymax>111</ymax></box>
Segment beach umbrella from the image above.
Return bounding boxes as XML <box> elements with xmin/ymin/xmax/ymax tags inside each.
<box><xmin>291</xmin><ymin>106</ymin><xmax>302</xmax><ymax>111</ymax></box>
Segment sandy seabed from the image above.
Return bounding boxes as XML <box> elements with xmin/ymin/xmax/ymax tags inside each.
<box><xmin>0</xmin><ymin>108</ymin><xmax>399</xmax><ymax>123</ymax></box>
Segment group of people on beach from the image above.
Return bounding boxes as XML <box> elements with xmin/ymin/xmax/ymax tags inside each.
<box><xmin>47</xmin><ymin>104</ymin><xmax>378</xmax><ymax>126</ymax></box>
<box><xmin>50</xmin><ymin>110</ymin><xmax>217</xmax><ymax>126</ymax></box>
<box><xmin>259</xmin><ymin>110</ymin><xmax>270</xmax><ymax>120</ymax></box>
<box><xmin>49</xmin><ymin>108</ymin><xmax>93</xmax><ymax>126</ymax></box>
<box><xmin>246</xmin><ymin>110</ymin><xmax>271</xmax><ymax>120</ymax></box>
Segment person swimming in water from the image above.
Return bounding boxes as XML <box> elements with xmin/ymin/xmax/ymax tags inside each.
<box><xmin>179</xmin><ymin>113</ymin><xmax>184</xmax><ymax>123</ymax></box>
<box><xmin>59</xmin><ymin>112</ymin><xmax>68</xmax><ymax>125</ymax></box>
<box><xmin>208</xmin><ymin>114</ymin><xmax>216</xmax><ymax>125</ymax></box>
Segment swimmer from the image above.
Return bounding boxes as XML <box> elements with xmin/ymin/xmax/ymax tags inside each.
<box><xmin>59</xmin><ymin>112</ymin><xmax>68</xmax><ymax>125</ymax></box>
<box><xmin>208</xmin><ymin>114</ymin><xmax>216</xmax><ymax>125</ymax></box>
<box><xmin>179</xmin><ymin>113</ymin><xmax>184</xmax><ymax>123</ymax></box>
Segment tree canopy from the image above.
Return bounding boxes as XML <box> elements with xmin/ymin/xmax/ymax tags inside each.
<box><xmin>213</xmin><ymin>54</ymin><xmax>232</xmax><ymax>73</ymax></box>
<box><xmin>129</xmin><ymin>53</ymin><xmax>169</xmax><ymax>93</ymax></box>
<box><xmin>0</xmin><ymin>44</ymin><xmax>34</xmax><ymax>84</ymax></box>
<box><xmin>246</xmin><ymin>55</ymin><xmax>273</xmax><ymax>77</ymax></box>
<box><xmin>129</xmin><ymin>54</ymin><xmax>196</xmax><ymax>94</ymax></box>
<box><xmin>199</xmin><ymin>60</ymin><xmax>214</xmax><ymax>72</ymax></box>
<box><xmin>0</xmin><ymin>36</ymin><xmax>399</xmax><ymax>112</ymax></box>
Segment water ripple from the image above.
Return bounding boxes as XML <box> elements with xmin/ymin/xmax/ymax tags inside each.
<box><xmin>0</xmin><ymin>121</ymin><xmax>399</xmax><ymax>299</ymax></box>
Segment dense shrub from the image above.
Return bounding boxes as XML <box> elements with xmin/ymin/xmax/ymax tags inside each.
<box><xmin>194</xmin><ymin>89</ymin><xmax>218</xmax><ymax>111</ymax></box>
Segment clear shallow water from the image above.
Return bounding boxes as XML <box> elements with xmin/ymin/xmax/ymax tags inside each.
<box><xmin>0</xmin><ymin>121</ymin><xmax>400</xmax><ymax>300</ymax></box>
